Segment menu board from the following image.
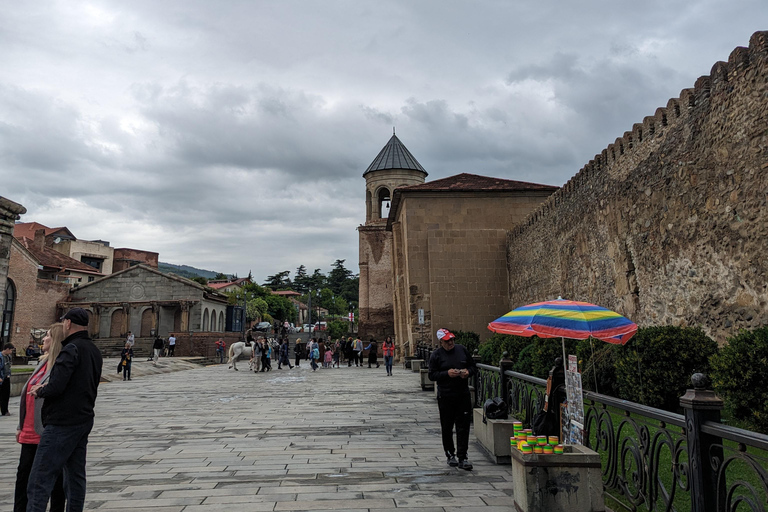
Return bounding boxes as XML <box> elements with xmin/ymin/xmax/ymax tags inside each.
<box><xmin>564</xmin><ymin>355</ymin><xmax>585</xmax><ymax>445</ymax></box>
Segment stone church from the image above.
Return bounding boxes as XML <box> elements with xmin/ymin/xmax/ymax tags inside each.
<box><xmin>358</xmin><ymin>135</ymin><xmax>558</xmax><ymax>355</ymax></box>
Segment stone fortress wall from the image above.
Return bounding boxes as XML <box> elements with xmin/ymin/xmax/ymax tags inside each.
<box><xmin>505</xmin><ymin>31</ymin><xmax>768</xmax><ymax>343</ymax></box>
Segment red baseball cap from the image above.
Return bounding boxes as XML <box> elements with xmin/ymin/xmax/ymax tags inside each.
<box><xmin>436</xmin><ymin>329</ymin><xmax>455</xmax><ymax>341</ymax></box>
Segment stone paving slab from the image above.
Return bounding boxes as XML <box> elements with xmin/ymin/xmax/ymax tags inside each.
<box><xmin>0</xmin><ymin>361</ymin><xmax>517</xmax><ymax>510</ymax></box>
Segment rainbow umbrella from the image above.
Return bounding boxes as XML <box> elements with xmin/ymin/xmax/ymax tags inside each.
<box><xmin>487</xmin><ymin>298</ymin><xmax>637</xmax><ymax>344</ymax></box>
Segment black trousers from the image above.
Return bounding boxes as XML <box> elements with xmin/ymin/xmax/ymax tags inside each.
<box><xmin>15</xmin><ymin>443</ymin><xmax>65</xmax><ymax>512</ymax></box>
<box><xmin>437</xmin><ymin>393</ymin><xmax>472</xmax><ymax>460</ymax></box>
<box><xmin>0</xmin><ymin>376</ymin><xmax>10</xmax><ymax>415</ymax></box>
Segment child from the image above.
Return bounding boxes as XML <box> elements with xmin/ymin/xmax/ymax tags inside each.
<box><xmin>324</xmin><ymin>346</ymin><xmax>334</xmax><ymax>368</ymax></box>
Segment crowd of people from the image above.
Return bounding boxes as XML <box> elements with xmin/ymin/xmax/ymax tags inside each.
<box><xmin>236</xmin><ymin>335</ymin><xmax>397</xmax><ymax>375</ymax></box>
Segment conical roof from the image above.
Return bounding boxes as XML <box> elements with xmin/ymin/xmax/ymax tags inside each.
<box><xmin>363</xmin><ymin>134</ymin><xmax>428</xmax><ymax>176</ymax></box>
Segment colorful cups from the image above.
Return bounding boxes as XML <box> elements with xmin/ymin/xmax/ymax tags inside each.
<box><xmin>554</xmin><ymin>445</ymin><xmax>564</xmax><ymax>454</ymax></box>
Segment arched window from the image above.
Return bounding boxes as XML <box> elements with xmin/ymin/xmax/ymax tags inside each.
<box><xmin>218</xmin><ymin>311</ymin><xmax>225</xmax><ymax>332</ymax></box>
<box><xmin>1</xmin><ymin>279</ymin><xmax>16</xmax><ymax>344</ymax></box>
<box><xmin>210</xmin><ymin>310</ymin><xmax>217</xmax><ymax>332</ymax></box>
<box><xmin>202</xmin><ymin>309</ymin><xmax>209</xmax><ymax>331</ymax></box>
<box><xmin>378</xmin><ymin>187</ymin><xmax>391</xmax><ymax>218</ymax></box>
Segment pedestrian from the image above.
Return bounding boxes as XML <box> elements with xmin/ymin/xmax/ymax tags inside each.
<box><xmin>353</xmin><ymin>337</ymin><xmax>363</xmax><ymax>367</ymax></box>
<box><xmin>333</xmin><ymin>339</ymin><xmax>341</xmax><ymax>368</ymax></box>
<box><xmin>324</xmin><ymin>345</ymin><xmax>333</xmax><ymax>368</ymax></box>
<box><xmin>308</xmin><ymin>339</ymin><xmax>319</xmax><ymax>371</ymax></box>
<box><xmin>345</xmin><ymin>337</ymin><xmax>355</xmax><ymax>367</ymax></box>
<box><xmin>14</xmin><ymin>323</ymin><xmax>66</xmax><ymax>512</ymax></box>
<box><xmin>167</xmin><ymin>335</ymin><xmax>176</xmax><ymax>356</ymax></box>
<box><xmin>294</xmin><ymin>340</ymin><xmax>303</xmax><ymax>368</ymax></box>
<box><xmin>120</xmin><ymin>343</ymin><xmax>133</xmax><ymax>381</ymax></box>
<box><xmin>382</xmin><ymin>336</ymin><xmax>395</xmax><ymax>376</ymax></box>
<box><xmin>278</xmin><ymin>339</ymin><xmax>293</xmax><ymax>369</ymax></box>
<box><xmin>427</xmin><ymin>328</ymin><xmax>476</xmax><ymax>471</ymax></box>
<box><xmin>264</xmin><ymin>340</ymin><xmax>272</xmax><ymax>371</ymax></box>
<box><xmin>259</xmin><ymin>339</ymin><xmax>269</xmax><ymax>371</ymax></box>
<box><xmin>125</xmin><ymin>331</ymin><xmax>135</xmax><ymax>348</ymax></box>
<box><xmin>152</xmin><ymin>336</ymin><xmax>164</xmax><ymax>365</ymax></box>
<box><xmin>251</xmin><ymin>339</ymin><xmax>262</xmax><ymax>372</ymax></box>
<box><xmin>365</xmin><ymin>339</ymin><xmax>380</xmax><ymax>368</ymax></box>
<box><xmin>26</xmin><ymin>307</ymin><xmax>103</xmax><ymax>510</ymax></box>
<box><xmin>215</xmin><ymin>339</ymin><xmax>226</xmax><ymax>364</ymax></box>
<box><xmin>1</xmin><ymin>343</ymin><xmax>13</xmax><ymax>416</ymax></box>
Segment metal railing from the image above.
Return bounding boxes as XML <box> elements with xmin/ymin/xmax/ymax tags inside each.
<box><xmin>473</xmin><ymin>361</ymin><xmax>768</xmax><ymax>512</ymax></box>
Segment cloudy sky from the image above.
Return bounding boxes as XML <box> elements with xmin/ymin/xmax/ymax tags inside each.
<box><xmin>1</xmin><ymin>1</ymin><xmax>764</xmax><ymax>281</ymax></box>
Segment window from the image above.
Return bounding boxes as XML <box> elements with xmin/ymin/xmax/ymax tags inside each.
<box><xmin>1</xmin><ymin>279</ymin><xmax>16</xmax><ymax>344</ymax></box>
<box><xmin>80</xmin><ymin>256</ymin><xmax>104</xmax><ymax>271</ymax></box>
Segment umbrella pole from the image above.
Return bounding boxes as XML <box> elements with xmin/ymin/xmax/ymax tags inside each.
<box><xmin>590</xmin><ymin>338</ymin><xmax>599</xmax><ymax>394</ymax></box>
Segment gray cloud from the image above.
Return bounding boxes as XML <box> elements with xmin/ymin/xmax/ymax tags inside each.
<box><xmin>1</xmin><ymin>0</ymin><xmax>765</xmax><ymax>279</ymax></box>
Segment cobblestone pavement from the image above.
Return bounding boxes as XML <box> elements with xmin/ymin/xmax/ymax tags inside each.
<box><xmin>0</xmin><ymin>359</ymin><xmax>516</xmax><ymax>511</ymax></box>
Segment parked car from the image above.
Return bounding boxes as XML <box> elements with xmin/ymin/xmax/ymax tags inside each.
<box><xmin>254</xmin><ymin>321</ymin><xmax>271</xmax><ymax>332</ymax></box>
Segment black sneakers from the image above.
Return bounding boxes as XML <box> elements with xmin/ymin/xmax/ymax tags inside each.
<box><xmin>458</xmin><ymin>459</ymin><xmax>473</xmax><ymax>471</ymax></box>
<box><xmin>446</xmin><ymin>454</ymin><xmax>459</xmax><ymax>467</ymax></box>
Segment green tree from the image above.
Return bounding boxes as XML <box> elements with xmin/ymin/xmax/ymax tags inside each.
<box><xmin>190</xmin><ymin>276</ymin><xmax>208</xmax><ymax>286</ymax></box>
<box><xmin>246</xmin><ymin>297</ymin><xmax>268</xmax><ymax>322</ymax></box>
<box><xmin>213</xmin><ymin>273</ymin><xmax>228</xmax><ymax>280</ymax></box>
<box><xmin>328</xmin><ymin>259</ymin><xmax>353</xmax><ymax>295</ymax></box>
<box><xmin>263</xmin><ymin>271</ymin><xmax>291</xmax><ymax>290</ymax></box>
<box><xmin>330</xmin><ymin>296</ymin><xmax>348</xmax><ymax>316</ymax></box>
<box><xmin>294</xmin><ymin>265</ymin><xmax>309</xmax><ymax>293</ymax></box>
<box><xmin>327</xmin><ymin>320</ymin><xmax>349</xmax><ymax>340</ymax></box>
<box><xmin>308</xmin><ymin>269</ymin><xmax>326</xmax><ymax>291</ymax></box>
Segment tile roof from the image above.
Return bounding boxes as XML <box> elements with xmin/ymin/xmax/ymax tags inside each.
<box><xmin>16</xmin><ymin>236</ymin><xmax>103</xmax><ymax>274</ymax></box>
<box><xmin>14</xmin><ymin>222</ymin><xmax>74</xmax><ymax>240</ymax></box>
<box><xmin>394</xmin><ymin>173</ymin><xmax>559</xmax><ymax>193</ymax></box>
<box><xmin>271</xmin><ymin>290</ymin><xmax>301</xmax><ymax>296</ymax></box>
<box><xmin>363</xmin><ymin>134</ymin><xmax>428</xmax><ymax>176</ymax></box>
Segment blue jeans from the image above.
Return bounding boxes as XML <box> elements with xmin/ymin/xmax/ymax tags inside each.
<box><xmin>385</xmin><ymin>355</ymin><xmax>394</xmax><ymax>374</ymax></box>
<box><xmin>27</xmin><ymin>420</ymin><xmax>93</xmax><ymax>512</ymax></box>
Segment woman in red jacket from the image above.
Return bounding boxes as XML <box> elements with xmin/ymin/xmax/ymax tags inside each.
<box><xmin>382</xmin><ymin>336</ymin><xmax>395</xmax><ymax>376</ymax></box>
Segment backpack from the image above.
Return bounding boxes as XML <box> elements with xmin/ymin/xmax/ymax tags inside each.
<box><xmin>483</xmin><ymin>397</ymin><xmax>509</xmax><ymax>423</ymax></box>
<box><xmin>312</xmin><ymin>347</ymin><xmax>320</xmax><ymax>359</ymax></box>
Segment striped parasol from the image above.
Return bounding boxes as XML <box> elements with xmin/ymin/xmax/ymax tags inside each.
<box><xmin>487</xmin><ymin>298</ymin><xmax>637</xmax><ymax>344</ymax></box>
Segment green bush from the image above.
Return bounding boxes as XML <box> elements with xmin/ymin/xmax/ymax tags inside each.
<box><xmin>478</xmin><ymin>333</ymin><xmax>533</xmax><ymax>365</ymax></box>
<box><xmin>522</xmin><ymin>337</ymin><xmax>579</xmax><ymax>379</ymax></box>
<box><xmin>615</xmin><ymin>326</ymin><xmax>717</xmax><ymax>412</ymax></box>
<box><xmin>577</xmin><ymin>339</ymin><xmax>621</xmax><ymax>396</ymax></box>
<box><xmin>711</xmin><ymin>327</ymin><xmax>768</xmax><ymax>434</ymax></box>
<box><xmin>326</xmin><ymin>320</ymin><xmax>349</xmax><ymax>340</ymax></box>
<box><xmin>452</xmin><ymin>330</ymin><xmax>480</xmax><ymax>356</ymax></box>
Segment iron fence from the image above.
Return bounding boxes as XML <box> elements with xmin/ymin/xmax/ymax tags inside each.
<box><xmin>473</xmin><ymin>361</ymin><xmax>768</xmax><ymax>512</ymax></box>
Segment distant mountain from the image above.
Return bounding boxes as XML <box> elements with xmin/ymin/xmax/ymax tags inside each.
<box><xmin>158</xmin><ymin>262</ymin><xmax>229</xmax><ymax>280</ymax></box>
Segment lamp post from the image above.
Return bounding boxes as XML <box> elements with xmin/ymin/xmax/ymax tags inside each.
<box><xmin>307</xmin><ymin>288</ymin><xmax>312</xmax><ymax>340</ymax></box>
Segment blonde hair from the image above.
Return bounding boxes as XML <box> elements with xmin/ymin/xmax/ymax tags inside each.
<box><xmin>41</xmin><ymin>322</ymin><xmax>65</xmax><ymax>373</ymax></box>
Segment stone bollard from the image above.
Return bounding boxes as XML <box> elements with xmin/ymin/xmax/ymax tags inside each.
<box><xmin>411</xmin><ymin>359</ymin><xmax>424</xmax><ymax>372</ymax></box>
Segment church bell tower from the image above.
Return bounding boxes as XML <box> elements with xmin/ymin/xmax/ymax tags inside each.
<box><xmin>358</xmin><ymin>132</ymin><xmax>427</xmax><ymax>340</ymax></box>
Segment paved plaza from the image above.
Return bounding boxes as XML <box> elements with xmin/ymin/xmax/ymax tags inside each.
<box><xmin>0</xmin><ymin>358</ymin><xmax>516</xmax><ymax>511</ymax></box>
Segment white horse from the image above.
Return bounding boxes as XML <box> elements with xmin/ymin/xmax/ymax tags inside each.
<box><xmin>227</xmin><ymin>338</ymin><xmax>279</xmax><ymax>371</ymax></box>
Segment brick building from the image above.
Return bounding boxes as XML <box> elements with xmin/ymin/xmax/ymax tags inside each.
<box><xmin>387</xmin><ymin>173</ymin><xmax>557</xmax><ymax>355</ymax></box>
<box><xmin>1</xmin><ymin>197</ymin><xmax>27</xmax><ymax>347</ymax></box>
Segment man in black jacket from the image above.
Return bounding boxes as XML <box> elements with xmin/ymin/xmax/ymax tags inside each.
<box><xmin>428</xmin><ymin>328</ymin><xmax>476</xmax><ymax>470</ymax></box>
<box><xmin>26</xmin><ymin>307</ymin><xmax>103</xmax><ymax>511</ymax></box>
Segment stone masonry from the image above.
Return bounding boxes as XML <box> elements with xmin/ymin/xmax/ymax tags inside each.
<box><xmin>505</xmin><ymin>32</ymin><xmax>768</xmax><ymax>343</ymax></box>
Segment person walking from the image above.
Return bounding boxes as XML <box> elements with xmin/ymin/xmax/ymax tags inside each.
<box><xmin>323</xmin><ymin>345</ymin><xmax>334</xmax><ymax>368</ymax></box>
<box><xmin>333</xmin><ymin>339</ymin><xmax>341</xmax><ymax>368</ymax></box>
<box><xmin>428</xmin><ymin>328</ymin><xmax>476</xmax><ymax>471</ymax></box>
<box><xmin>251</xmin><ymin>339</ymin><xmax>262</xmax><ymax>372</ymax></box>
<box><xmin>0</xmin><ymin>343</ymin><xmax>13</xmax><ymax>416</ymax></box>
<box><xmin>294</xmin><ymin>340</ymin><xmax>303</xmax><ymax>368</ymax></box>
<box><xmin>365</xmin><ymin>339</ymin><xmax>380</xmax><ymax>368</ymax></box>
<box><xmin>278</xmin><ymin>339</ymin><xmax>293</xmax><ymax>369</ymax></box>
<box><xmin>14</xmin><ymin>323</ymin><xmax>66</xmax><ymax>512</ymax></box>
<box><xmin>382</xmin><ymin>336</ymin><xmax>395</xmax><ymax>376</ymax></box>
<box><xmin>345</xmin><ymin>337</ymin><xmax>355</xmax><ymax>367</ymax></box>
<box><xmin>259</xmin><ymin>339</ymin><xmax>269</xmax><ymax>372</ymax></box>
<box><xmin>152</xmin><ymin>336</ymin><xmax>164</xmax><ymax>365</ymax></box>
<box><xmin>167</xmin><ymin>335</ymin><xmax>176</xmax><ymax>357</ymax></box>
<box><xmin>125</xmin><ymin>331</ymin><xmax>135</xmax><ymax>348</ymax></box>
<box><xmin>215</xmin><ymin>339</ymin><xmax>226</xmax><ymax>364</ymax></box>
<box><xmin>308</xmin><ymin>339</ymin><xmax>319</xmax><ymax>371</ymax></box>
<box><xmin>26</xmin><ymin>307</ymin><xmax>103</xmax><ymax>511</ymax></box>
<box><xmin>353</xmin><ymin>337</ymin><xmax>363</xmax><ymax>367</ymax></box>
<box><xmin>120</xmin><ymin>343</ymin><xmax>133</xmax><ymax>381</ymax></box>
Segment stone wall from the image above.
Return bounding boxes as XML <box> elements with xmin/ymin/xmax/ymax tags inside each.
<box><xmin>169</xmin><ymin>332</ymin><xmax>242</xmax><ymax>358</ymax></box>
<box><xmin>358</xmin><ymin>224</ymin><xmax>395</xmax><ymax>340</ymax></box>
<box><xmin>7</xmin><ymin>241</ymin><xmax>70</xmax><ymax>351</ymax></box>
<box><xmin>0</xmin><ymin>197</ymin><xmax>26</xmax><ymax>339</ymax></box>
<box><xmin>392</xmin><ymin>191</ymin><xmax>554</xmax><ymax>354</ymax></box>
<box><xmin>505</xmin><ymin>31</ymin><xmax>768</xmax><ymax>343</ymax></box>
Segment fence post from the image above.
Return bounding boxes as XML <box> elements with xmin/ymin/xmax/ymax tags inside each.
<box><xmin>680</xmin><ymin>373</ymin><xmax>725</xmax><ymax>512</ymax></box>
<box><xmin>498</xmin><ymin>351</ymin><xmax>513</xmax><ymax>401</ymax></box>
<box><xmin>472</xmin><ymin>349</ymin><xmax>482</xmax><ymax>407</ymax></box>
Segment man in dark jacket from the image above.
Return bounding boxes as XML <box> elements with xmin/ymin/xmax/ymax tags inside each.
<box><xmin>26</xmin><ymin>307</ymin><xmax>103</xmax><ymax>511</ymax></box>
<box><xmin>428</xmin><ymin>328</ymin><xmax>476</xmax><ymax>470</ymax></box>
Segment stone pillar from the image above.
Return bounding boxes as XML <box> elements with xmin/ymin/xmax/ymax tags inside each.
<box><xmin>121</xmin><ymin>303</ymin><xmax>130</xmax><ymax>337</ymax></box>
<box><xmin>499</xmin><ymin>352</ymin><xmax>513</xmax><ymax>402</ymax></box>
<box><xmin>0</xmin><ymin>197</ymin><xmax>26</xmax><ymax>315</ymax></box>
<box><xmin>91</xmin><ymin>305</ymin><xmax>101</xmax><ymax>338</ymax></box>
<box><xmin>680</xmin><ymin>373</ymin><xmax>725</xmax><ymax>512</ymax></box>
<box><xmin>150</xmin><ymin>301</ymin><xmax>159</xmax><ymax>335</ymax></box>
<box><xmin>180</xmin><ymin>302</ymin><xmax>190</xmax><ymax>332</ymax></box>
